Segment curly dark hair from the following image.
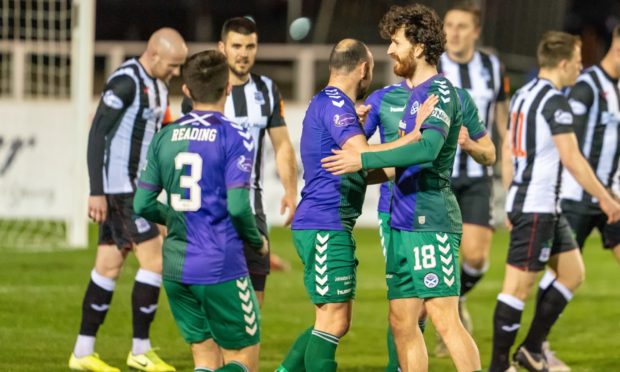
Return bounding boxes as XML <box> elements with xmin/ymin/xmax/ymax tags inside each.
<box><xmin>379</xmin><ymin>4</ymin><xmax>446</xmax><ymax>66</ymax></box>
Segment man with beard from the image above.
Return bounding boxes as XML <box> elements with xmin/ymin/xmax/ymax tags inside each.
<box><xmin>182</xmin><ymin>17</ymin><xmax>298</xmax><ymax>305</ymax></box>
<box><xmin>321</xmin><ymin>5</ymin><xmax>481</xmax><ymax>371</ymax></box>
<box><xmin>276</xmin><ymin>38</ymin><xmax>437</xmax><ymax>372</ymax></box>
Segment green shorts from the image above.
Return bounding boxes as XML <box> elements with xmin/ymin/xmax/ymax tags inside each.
<box><xmin>386</xmin><ymin>229</ymin><xmax>461</xmax><ymax>299</ymax></box>
<box><xmin>163</xmin><ymin>276</ymin><xmax>260</xmax><ymax>349</ymax></box>
<box><xmin>292</xmin><ymin>229</ymin><xmax>358</xmax><ymax>304</ymax></box>
<box><xmin>378</xmin><ymin>211</ymin><xmax>392</xmax><ymax>259</ymax></box>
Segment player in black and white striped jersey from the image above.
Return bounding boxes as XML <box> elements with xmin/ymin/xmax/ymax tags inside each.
<box><xmin>182</xmin><ymin>17</ymin><xmax>298</xmax><ymax>306</ymax></box>
<box><xmin>490</xmin><ymin>32</ymin><xmax>620</xmax><ymax>372</ymax></box>
<box><xmin>435</xmin><ymin>2</ymin><xmax>510</xmax><ymax>343</ymax></box>
<box><xmin>560</xmin><ymin>25</ymin><xmax>620</xmax><ymax>263</ymax></box>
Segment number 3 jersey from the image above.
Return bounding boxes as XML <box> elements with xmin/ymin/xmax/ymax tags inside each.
<box><xmin>137</xmin><ymin>110</ymin><xmax>256</xmax><ymax>284</ymax></box>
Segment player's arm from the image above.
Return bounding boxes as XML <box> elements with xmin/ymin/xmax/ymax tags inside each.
<box><xmin>267</xmin><ymin>84</ymin><xmax>298</xmax><ymax>226</ymax></box>
<box><xmin>494</xmin><ymin>63</ymin><xmax>510</xmax><ymax>142</ymax></box>
<box><xmin>458</xmin><ymin>89</ymin><xmax>496</xmax><ymax>165</ymax></box>
<box><xmin>134</xmin><ymin>135</ymin><xmax>170</xmax><ymax>225</ymax></box>
<box><xmin>226</xmin><ymin>126</ymin><xmax>267</xmax><ymax>255</ymax></box>
<box><xmin>501</xmin><ymin>131</ymin><xmax>514</xmax><ymax>191</ymax></box>
<box><xmin>547</xmin><ymin>97</ymin><xmax>620</xmax><ymax>222</ymax></box>
<box><xmin>87</xmin><ymin>75</ymin><xmax>136</xmax><ymax>223</ymax></box>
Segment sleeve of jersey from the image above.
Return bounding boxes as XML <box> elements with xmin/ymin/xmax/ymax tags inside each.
<box><xmin>361</xmin><ymin>129</ymin><xmax>445</xmax><ymax>169</ymax></box>
<box><xmin>418</xmin><ymin>84</ymin><xmax>456</xmax><ymax>139</ymax></box>
<box><xmin>460</xmin><ymin>89</ymin><xmax>487</xmax><ymax>140</ymax></box>
<box><xmin>134</xmin><ymin>136</ymin><xmax>168</xmax><ymax>225</ymax></box>
<box><xmin>325</xmin><ymin>101</ymin><xmax>365</xmax><ymax>147</ymax></box>
<box><xmin>181</xmin><ymin>95</ymin><xmax>193</xmax><ymax>115</ymax></box>
<box><xmin>362</xmin><ymin>92</ymin><xmax>381</xmax><ymax>139</ymax></box>
<box><xmin>87</xmin><ymin>75</ymin><xmax>136</xmax><ymax>195</ymax></box>
<box><xmin>543</xmin><ymin>95</ymin><xmax>576</xmax><ymax>135</ymax></box>
<box><xmin>224</xmin><ymin>125</ymin><xmax>263</xmax><ymax>249</ymax></box>
<box><xmin>267</xmin><ymin>83</ymin><xmax>286</xmax><ymax>128</ymax></box>
<box><xmin>567</xmin><ymin>81</ymin><xmax>594</xmax><ymax>139</ymax></box>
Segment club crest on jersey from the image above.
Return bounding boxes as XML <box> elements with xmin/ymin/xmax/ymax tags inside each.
<box><xmin>333</xmin><ymin>113</ymin><xmax>357</xmax><ymax>127</ymax></box>
<box><xmin>254</xmin><ymin>91</ymin><xmax>265</xmax><ymax>105</ymax></box>
<box><xmin>539</xmin><ymin>247</ymin><xmax>551</xmax><ymax>262</ymax></box>
<box><xmin>423</xmin><ymin>273</ymin><xmax>439</xmax><ymax>288</ymax></box>
<box><xmin>410</xmin><ymin>101</ymin><xmax>420</xmax><ymax>115</ymax></box>
<box><xmin>103</xmin><ymin>90</ymin><xmax>123</xmax><ymax>110</ymax></box>
<box><xmin>554</xmin><ymin>109</ymin><xmax>573</xmax><ymax>125</ymax></box>
<box><xmin>237</xmin><ymin>155</ymin><xmax>253</xmax><ymax>172</ymax></box>
<box><xmin>568</xmin><ymin>99</ymin><xmax>587</xmax><ymax>116</ymax></box>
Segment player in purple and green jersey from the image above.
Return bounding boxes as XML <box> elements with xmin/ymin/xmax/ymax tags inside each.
<box><xmin>134</xmin><ymin>51</ymin><xmax>267</xmax><ymax>372</ymax></box>
<box><xmin>364</xmin><ymin>82</ymin><xmax>493</xmax><ymax>371</ymax></box>
<box><xmin>322</xmin><ymin>5</ymin><xmax>482</xmax><ymax>371</ymax></box>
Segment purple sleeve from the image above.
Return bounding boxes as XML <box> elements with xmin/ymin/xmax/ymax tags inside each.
<box><xmin>324</xmin><ymin>101</ymin><xmax>365</xmax><ymax>147</ymax></box>
<box><xmin>363</xmin><ymin>92</ymin><xmax>382</xmax><ymax>139</ymax></box>
<box><xmin>225</xmin><ymin>124</ymin><xmax>255</xmax><ymax>189</ymax></box>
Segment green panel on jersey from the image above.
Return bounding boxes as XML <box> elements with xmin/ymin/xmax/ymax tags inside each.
<box><xmin>338</xmin><ymin>171</ymin><xmax>367</xmax><ymax>232</ymax></box>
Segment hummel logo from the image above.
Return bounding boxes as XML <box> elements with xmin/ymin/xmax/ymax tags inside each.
<box><xmin>502</xmin><ymin>323</ymin><xmax>520</xmax><ymax>332</ymax></box>
<box><xmin>242</xmin><ymin>301</ymin><xmax>254</xmax><ymax>313</ymax></box>
<box><xmin>316</xmin><ymin>275</ymin><xmax>328</xmax><ymax>286</ymax></box>
<box><xmin>316</xmin><ymin>244</ymin><xmax>327</xmax><ymax>254</ymax></box>
<box><xmin>440</xmin><ymin>96</ymin><xmax>451</xmax><ymax>103</ymax></box>
<box><xmin>442</xmin><ymin>266</ymin><xmax>454</xmax><ymax>276</ymax></box>
<box><xmin>243</xmin><ymin>140</ymin><xmax>254</xmax><ymax>151</ymax></box>
<box><xmin>315</xmin><ymin>265</ymin><xmax>327</xmax><ymax>275</ymax></box>
<box><xmin>237</xmin><ymin>130</ymin><xmax>252</xmax><ymax>140</ymax></box>
<box><xmin>440</xmin><ymin>254</ymin><xmax>453</xmax><ymax>265</ymax></box>
<box><xmin>317</xmin><ymin>233</ymin><xmax>329</xmax><ymax>244</ymax></box>
<box><xmin>245</xmin><ymin>323</ymin><xmax>257</xmax><ymax>336</ymax></box>
<box><xmin>436</xmin><ymin>233</ymin><xmax>448</xmax><ymax>244</ymax></box>
<box><xmin>91</xmin><ymin>304</ymin><xmax>109</xmax><ymax>312</ymax></box>
<box><xmin>444</xmin><ymin>276</ymin><xmax>455</xmax><ymax>286</ymax></box>
<box><xmin>316</xmin><ymin>285</ymin><xmax>329</xmax><ymax>296</ymax></box>
<box><xmin>331</xmin><ymin>100</ymin><xmax>345</xmax><ymax>108</ymax></box>
<box><xmin>244</xmin><ymin>312</ymin><xmax>256</xmax><ymax>324</ymax></box>
<box><xmin>139</xmin><ymin>304</ymin><xmax>158</xmax><ymax>314</ymax></box>
<box><xmin>438</xmin><ymin>243</ymin><xmax>450</xmax><ymax>254</ymax></box>
<box><xmin>315</xmin><ymin>254</ymin><xmax>327</xmax><ymax>265</ymax></box>
<box><xmin>239</xmin><ymin>290</ymin><xmax>251</xmax><ymax>302</ymax></box>
<box><xmin>236</xmin><ymin>278</ymin><xmax>248</xmax><ymax>291</ymax></box>
<box><xmin>389</xmin><ymin>105</ymin><xmax>405</xmax><ymax>112</ymax></box>
<box><xmin>438</xmin><ymin>88</ymin><xmax>450</xmax><ymax>95</ymax></box>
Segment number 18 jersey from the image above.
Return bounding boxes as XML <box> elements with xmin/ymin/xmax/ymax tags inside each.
<box><xmin>138</xmin><ymin>110</ymin><xmax>255</xmax><ymax>284</ymax></box>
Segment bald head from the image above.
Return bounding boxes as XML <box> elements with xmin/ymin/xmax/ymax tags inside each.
<box><xmin>329</xmin><ymin>38</ymin><xmax>371</xmax><ymax>73</ymax></box>
<box><xmin>142</xmin><ymin>28</ymin><xmax>188</xmax><ymax>82</ymax></box>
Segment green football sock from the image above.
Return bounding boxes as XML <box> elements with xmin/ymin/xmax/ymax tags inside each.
<box><xmin>215</xmin><ymin>361</ymin><xmax>247</xmax><ymax>372</ymax></box>
<box><xmin>280</xmin><ymin>326</ymin><xmax>313</xmax><ymax>371</ymax></box>
<box><xmin>305</xmin><ymin>329</ymin><xmax>339</xmax><ymax>372</ymax></box>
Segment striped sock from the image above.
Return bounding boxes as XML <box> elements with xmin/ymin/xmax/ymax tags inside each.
<box><xmin>305</xmin><ymin>330</ymin><xmax>339</xmax><ymax>372</ymax></box>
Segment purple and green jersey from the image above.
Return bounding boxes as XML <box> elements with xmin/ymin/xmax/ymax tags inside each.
<box><xmin>364</xmin><ymin>81</ymin><xmax>413</xmax><ymax>214</ymax></box>
<box><xmin>137</xmin><ymin>110</ymin><xmax>255</xmax><ymax>284</ymax></box>
<box><xmin>391</xmin><ymin>75</ymin><xmax>463</xmax><ymax>232</ymax></box>
<box><xmin>292</xmin><ymin>86</ymin><xmax>367</xmax><ymax>232</ymax></box>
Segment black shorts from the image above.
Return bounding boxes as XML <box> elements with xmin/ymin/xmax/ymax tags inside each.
<box><xmin>507</xmin><ymin>212</ymin><xmax>578</xmax><ymax>272</ymax></box>
<box><xmin>452</xmin><ymin>176</ymin><xmax>494</xmax><ymax>228</ymax></box>
<box><xmin>243</xmin><ymin>213</ymin><xmax>270</xmax><ymax>276</ymax></box>
<box><xmin>561</xmin><ymin>200</ymin><xmax>620</xmax><ymax>250</ymax></box>
<box><xmin>98</xmin><ymin>193</ymin><xmax>160</xmax><ymax>250</ymax></box>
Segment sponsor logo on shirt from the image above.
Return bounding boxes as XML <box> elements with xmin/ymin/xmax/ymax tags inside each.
<box><xmin>171</xmin><ymin>127</ymin><xmax>218</xmax><ymax>142</ymax></box>
<box><xmin>410</xmin><ymin>101</ymin><xmax>420</xmax><ymax>115</ymax></box>
<box><xmin>332</xmin><ymin>113</ymin><xmax>357</xmax><ymax>127</ymax></box>
<box><xmin>430</xmin><ymin>107</ymin><xmax>451</xmax><ymax>127</ymax></box>
<box><xmin>102</xmin><ymin>90</ymin><xmax>123</xmax><ymax>110</ymax></box>
<box><xmin>237</xmin><ymin>155</ymin><xmax>253</xmax><ymax>172</ymax></box>
<box><xmin>568</xmin><ymin>99</ymin><xmax>587</xmax><ymax>115</ymax></box>
<box><xmin>390</xmin><ymin>105</ymin><xmax>406</xmax><ymax>113</ymax></box>
<box><xmin>554</xmin><ymin>109</ymin><xmax>573</xmax><ymax>125</ymax></box>
<box><xmin>254</xmin><ymin>91</ymin><xmax>265</xmax><ymax>105</ymax></box>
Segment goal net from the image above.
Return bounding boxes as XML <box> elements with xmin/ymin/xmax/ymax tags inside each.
<box><xmin>0</xmin><ymin>0</ymin><xmax>94</xmax><ymax>250</ymax></box>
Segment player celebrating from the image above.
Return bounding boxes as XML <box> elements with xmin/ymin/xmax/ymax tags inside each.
<box><xmin>182</xmin><ymin>17</ymin><xmax>298</xmax><ymax>300</ymax></box>
<box><xmin>489</xmin><ymin>31</ymin><xmax>620</xmax><ymax>372</ymax></box>
<box><xmin>134</xmin><ymin>50</ymin><xmax>268</xmax><ymax>372</ymax></box>
<box><xmin>364</xmin><ymin>81</ymin><xmax>495</xmax><ymax>370</ymax></box>
<box><xmin>437</xmin><ymin>1</ymin><xmax>510</xmax><ymax>350</ymax></box>
<box><xmin>322</xmin><ymin>4</ymin><xmax>482</xmax><ymax>371</ymax></box>
<box><xmin>70</xmin><ymin>28</ymin><xmax>186</xmax><ymax>372</ymax></box>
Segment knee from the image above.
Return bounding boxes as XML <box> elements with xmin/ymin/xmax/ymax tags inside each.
<box><xmin>463</xmin><ymin>256</ymin><xmax>488</xmax><ymax>271</ymax></box>
<box><xmin>328</xmin><ymin>317</ymin><xmax>351</xmax><ymax>337</ymax></box>
<box><xmin>94</xmin><ymin>262</ymin><xmax>122</xmax><ymax>280</ymax></box>
<box><xmin>557</xmin><ymin>266</ymin><xmax>585</xmax><ymax>292</ymax></box>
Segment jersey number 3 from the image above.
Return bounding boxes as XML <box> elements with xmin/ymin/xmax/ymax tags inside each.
<box><xmin>171</xmin><ymin>152</ymin><xmax>202</xmax><ymax>212</ymax></box>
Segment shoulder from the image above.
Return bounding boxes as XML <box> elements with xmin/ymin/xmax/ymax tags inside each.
<box><xmin>252</xmin><ymin>73</ymin><xmax>277</xmax><ymax>91</ymax></box>
<box><xmin>365</xmin><ymin>83</ymin><xmax>401</xmax><ymax>106</ymax></box>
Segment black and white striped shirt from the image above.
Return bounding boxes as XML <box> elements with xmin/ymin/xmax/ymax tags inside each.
<box><xmin>560</xmin><ymin>65</ymin><xmax>620</xmax><ymax>209</ymax></box>
<box><xmin>438</xmin><ymin>51</ymin><xmax>508</xmax><ymax>179</ymax></box>
<box><xmin>87</xmin><ymin>58</ymin><xmax>169</xmax><ymax>195</ymax></box>
<box><xmin>182</xmin><ymin>73</ymin><xmax>286</xmax><ymax>215</ymax></box>
<box><xmin>505</xmin><ymin>78</ymin><xmax>575</xmax><ymax>214</ymax></box>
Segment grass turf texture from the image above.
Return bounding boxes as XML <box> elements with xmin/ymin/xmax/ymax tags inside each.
<box><xmin>0</xmin><ymin>226</ymin><xmax>619</xmax><ymax>371</ymax></box>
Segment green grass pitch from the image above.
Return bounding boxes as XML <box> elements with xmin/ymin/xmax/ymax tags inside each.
<box><xmin>0</xmin><ymin>226</ymin><xmax>619</xmax><ymax>371</ymax></box>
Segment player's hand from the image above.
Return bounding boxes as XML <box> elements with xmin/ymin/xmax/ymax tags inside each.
<box><xmin>321</xmin><ymin>148</ymin><xmax>362</xmax><ymax>175</ymax></box>
<box><xmin>356</xmin><ymin>104</ymin><xmax>371</xmax><ymax>125</ymax></box>
<box><xmin>600</xmin><ymin>195</ymin><xmax>620</xmax><ymax>223</ymax></box>
<box><xmin>458</xmin><ymin>126</ymin><xmax>472</xmax><ymax>150</ymax></box>
<box><xmin>280</xmin><ymin>192</ymin><xmax>297</xmax><ymax>226</ymax></box>
<box><xmin>258</xmin><ymin>236</ymin><xmax>269</xmax><ymax>257</ymax></box>
<box><xmin>415</xmin><ymin>94</ymin><xmax>438</xmax><ymax>127</ymax></box>
<box><xmin>504</xmin><ymin>216</ymin><xmax>513</xmax><ymax>231</ymax></box>
<box><xmin>88</xmin><ymin>195</ymin><xmax>108</xmax><ymax>224</ymax></box>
